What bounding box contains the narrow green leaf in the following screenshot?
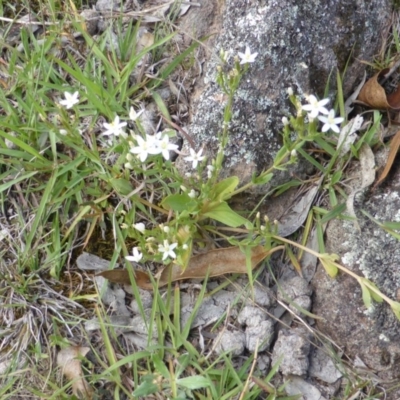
[152,354,169,380]
[297,148,325,172]
[320,203,346,224]
[252,172,273,186]
[152,91,171,120]
[176,376,210,390]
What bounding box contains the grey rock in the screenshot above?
[130,313,158,338]
[130,289,153,313]
[76,252,111,271]
[94,276,130,316]
[123,332,156,349]
[84,315,131,332]
[285,377,326,400]
[237,305,267,327]
[179,0,391,191]
[213,289,237,308]
[181,295,223,328]
[96,0,124,12]
[272,327,311,376]
[278,276,312,316]
[257,354,271,373]
[309,347,343,384]
[312,164,400,390]
[244,319,274,352]
[244,285,276,308]
[214,330,246,356]
[103,29,120,56]
[80,9,100,36]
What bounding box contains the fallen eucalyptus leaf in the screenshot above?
[57,346,93,399]
[357,68,400,110]
[98,245,283,290]
[373,130,400,189]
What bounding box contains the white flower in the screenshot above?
[238,46,258,64]
[133,223,145,233]
[0,228,9,241]
[60,129,68,136]
[125,247,143,263]
[185,148,205,168]
[158,135,179,160]
[130,135,158,162]
[158,240,178,261]
[188,189,196,198]
[302,95,329,119]
[318,109,344,133]
[59,91,79,109]
[102,116,127,137]
[182,244,188,250]
[282,116,289,126]
[129,106,144,121]
[290,149,297,158]
[162,226,170,233]
[206,164,214,179]
[287,87,294,96]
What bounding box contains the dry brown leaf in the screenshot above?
[357,69,390,109]
[57,346,93,399]
[358,68,400,110]
[373,130,400,189]
[98,245,283,290]
[277,178,322,237]
[346,143,375,230]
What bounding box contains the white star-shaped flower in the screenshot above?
[184,148,205,168]
[318,109,344,133]
[102,116,128,137]
[129,106,144,121]
[302,95,330,119]
[158,135,179,160]
[59,91,79,109]
[125,247,143,263]
[238,46,258,64]
[130,135,153,162]
[158,240,178,261]
[133,223,145,233]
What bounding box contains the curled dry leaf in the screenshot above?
[98,245,283,290]
[57,346,93,399]
[346,143,375,230]
[357,68,400,109]
[277,178,322,237]
[373,130,400,189]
